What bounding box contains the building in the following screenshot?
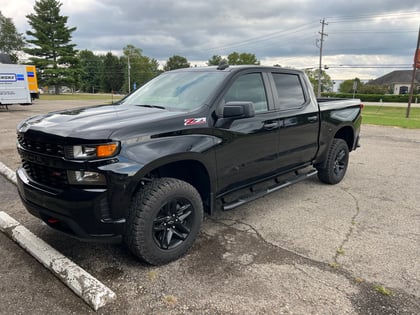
[369,70,420,95]
[0,53,12,64]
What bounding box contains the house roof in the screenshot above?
[0,53,12,64]
[369,70,420,85]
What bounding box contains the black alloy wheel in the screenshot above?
[333,148,348,178]
[152,197,194,250]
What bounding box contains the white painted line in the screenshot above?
[0,161,16,184]
[0,163,117,311]
[0,212,116,311]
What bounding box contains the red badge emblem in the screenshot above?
[184,117,206,126]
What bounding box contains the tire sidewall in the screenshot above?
[126,178,203,265]
[328,139,349,184]
[143,186,202,258]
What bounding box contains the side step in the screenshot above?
[222,169,318,211]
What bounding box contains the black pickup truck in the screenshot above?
[16,65,362,265]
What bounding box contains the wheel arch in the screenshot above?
[334,126,355,152]
[134,158,213,214]
[314,124,355,169]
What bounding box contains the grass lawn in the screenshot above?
[39,93,124,101]
[362,106,420,129]
[34,97,420,129]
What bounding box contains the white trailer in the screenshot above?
[0,64,32,109]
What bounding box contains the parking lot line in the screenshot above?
[0,162,116,311]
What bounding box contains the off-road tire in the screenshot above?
[317,138,349,185]
[124,177,203,265]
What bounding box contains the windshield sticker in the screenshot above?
[184,117,206,126]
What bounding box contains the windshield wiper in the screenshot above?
[136,105,166,110]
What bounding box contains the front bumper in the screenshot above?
[16,167,124,243]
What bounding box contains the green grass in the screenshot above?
[39,93,124,101]
[35,98,420,129]
[362,106,420,129]
[374,284,392,296]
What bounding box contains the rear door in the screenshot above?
[269,70,319,169]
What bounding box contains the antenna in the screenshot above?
[217,61,229,70]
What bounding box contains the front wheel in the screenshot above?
[124,178,203,265]
[316,139,349,185]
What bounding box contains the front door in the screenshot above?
[214,72,282,194]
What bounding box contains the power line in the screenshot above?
[327,11,420,22]
[199,21,319,53]
[328,29,418,34]
[199,11,420,55]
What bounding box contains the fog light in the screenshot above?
[67,170,106,185]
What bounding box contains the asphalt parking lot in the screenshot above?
[0,100,419,314]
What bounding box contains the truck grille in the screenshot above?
[17,134,65,158]
[22,160,68,189]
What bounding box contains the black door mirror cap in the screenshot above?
[222,101,255,119]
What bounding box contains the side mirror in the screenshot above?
[222,101,255,119]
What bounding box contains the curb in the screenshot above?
[0,161,16,184]
[0,162,116,311]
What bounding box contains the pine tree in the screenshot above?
[25,0,79,94]
[0,11,25,63]
[102,52,124,93]
[78,50,103,93]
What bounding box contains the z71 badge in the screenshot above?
[184,117,206,126]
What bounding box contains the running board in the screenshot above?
[222,169,318,211]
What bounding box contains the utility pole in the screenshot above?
[406,25,420,118]
[127,54,131,94]
[317,18,328,97]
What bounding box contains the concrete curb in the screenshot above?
[0,161,16,184]
[0,162,116,311]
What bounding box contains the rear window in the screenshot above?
[272,73,306,110]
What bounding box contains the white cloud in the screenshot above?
[1,0,419,80]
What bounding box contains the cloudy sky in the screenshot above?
[2,0,420,81]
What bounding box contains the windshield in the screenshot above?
[120,71,228,111]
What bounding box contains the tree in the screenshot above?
[77,50,103,93]
[25,0,79,94]
[357,84,389,94]
[339,78,362,93]
[207,55,227,66]
[102,52,124,93]
[164,55,190,71]
[227,52,260,65]
[123,44,160,92]
[305,69,333,94]
[0,11,25,63]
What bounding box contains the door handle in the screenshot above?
[308,116,318,123]
[263,122,278,130]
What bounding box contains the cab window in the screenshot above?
[224,73,268,113]
[272,73,306,110]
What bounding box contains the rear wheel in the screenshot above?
[124,177,203,265]
[317,139,349,184]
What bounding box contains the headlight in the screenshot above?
[67,142,119,160]
[67,170,106,185]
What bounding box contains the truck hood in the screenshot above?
[17,104,184,140]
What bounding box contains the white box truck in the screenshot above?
[0,64,32,109]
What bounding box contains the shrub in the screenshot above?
[321,92,420,103]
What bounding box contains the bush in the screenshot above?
[321,92,420,103]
